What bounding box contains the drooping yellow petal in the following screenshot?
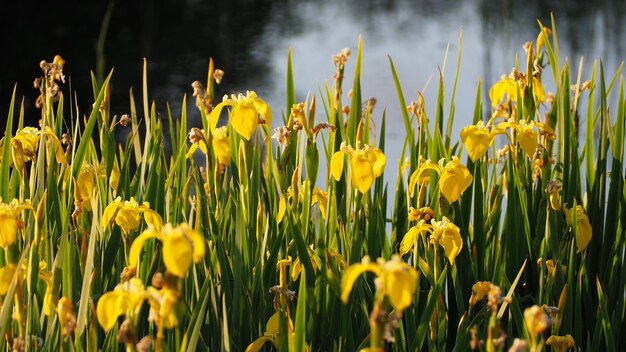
[212,126,231,165]
[185,142,199,159]
[277,196,287,224]
[42,128,67,164]
[0,199,31,249]
[76,165,95,211]
[489,77,518,107]
[575,213,592,253]
[330,150,346,181]
[564,205,592,252]
[532,77,546,103]
[209,100,234,133]
[367,147,386,177]
[11,139,25,171]
[382,258,419,312]
[311,187,328,219]
[188,226,206,263]
[96,291,127,332]
[231,102,259,141]
[546,334,575,352]
[102,197,122,229]
[439,157,473,203]
[266,311,281,335]
[0,211,18,249]
[340,259,382,303]
[162,232,194,277]
[408,161,441,198]
[44,286,54,316]
[251,97,272,125]
[460,123,496,162]
[128,228,160,270]
[350,151,375,194]
[516,121,538,159]
[109,163,120,192]
[141,208,163,231]
[0,264,17,295]
[536,27,552,53]
[399,224,423,256]
[469,281,493,306]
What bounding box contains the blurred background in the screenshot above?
[1,0,625,161]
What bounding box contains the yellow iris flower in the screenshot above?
[430,217,464,265]
[331,143,386,194]
[563,205,592,252]
[97,277,182,332]
[408,156,472,203]
[5,126,67,171]
[515,120,539,159]
[341,255,418,312]
[101,197,163,235]
[459,121,506,162]
[399,216,463,264]
[210,91,272,141]
[128,224,205,277]
[0,198,33,249]
[546,334,575,352]
[97,278,143,331]
[469,281,493,307]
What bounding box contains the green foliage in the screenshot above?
[0,16,624,352]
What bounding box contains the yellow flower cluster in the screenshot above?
[460,118,554,162]
[1,126,67,171]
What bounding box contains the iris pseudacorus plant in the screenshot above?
[331,142,386,194]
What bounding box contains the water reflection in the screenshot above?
[1,0,624,159]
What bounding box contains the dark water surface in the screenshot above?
[1,0,625,165]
